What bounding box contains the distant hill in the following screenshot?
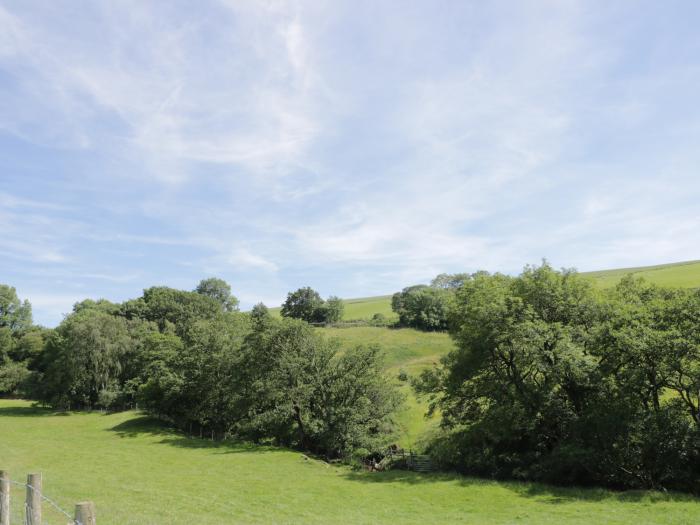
[583,259,700,288]
[268,260,700,321]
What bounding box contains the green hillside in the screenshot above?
[268,260,700,323]
[269,294,396,321]
[1,399,696,525]
[319,327,454,448]
[583,260,700,288]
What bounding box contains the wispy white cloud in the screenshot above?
[2,0,700,324]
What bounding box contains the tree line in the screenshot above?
[0,279,401,460]
[415,264,700,493]
[2,266,699,492]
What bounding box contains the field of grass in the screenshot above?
[583,260,700,288]
[1,400,697,525]
[269,295,396,321]
[267,260,700,325]
[319,327,454,448]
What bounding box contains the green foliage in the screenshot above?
[281,287,324,321]
[320,295,344,323]
[39,309,135,409]
[281,287,345,324]
[391,285,451,331]
[430,272,471,290]
[250,302,271,329]
[416,263,700,492]
[0,284,32,331]
[232,318,403,457]
[0,360,30,395]
[195,277,239,312]
[139,286,223,333]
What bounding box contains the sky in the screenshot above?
[1,1,700,326]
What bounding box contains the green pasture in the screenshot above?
[268,260,700,324]
[583,260,700,289]
[318,326,454,448]
[269,294,396,321]
[1,400,697,525]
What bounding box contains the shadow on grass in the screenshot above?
[341,469,699,504]
[0,404,70,417]
[108,416,279,455]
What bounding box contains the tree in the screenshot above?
[140,286,223,333]
[414,263,700,491]
[0,285,32,332]
[430,273,471,290]
[391,285,450,330]
[40,309,134,409]
[281,287,324,322]
[195,278,239,312]
[316,296,344,324]
[234,318,402,457]
[250,302,271,330]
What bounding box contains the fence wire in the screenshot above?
[5,479,78,525]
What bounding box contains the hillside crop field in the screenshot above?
[1,400,698,525]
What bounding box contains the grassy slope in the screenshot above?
[319,327,454,448]
[1,400,697,525]
[269,260,700,322]
[270,295,396,321]
[582,260,700,288]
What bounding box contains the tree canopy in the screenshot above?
[281,287,344,324]
[415,263,700,492]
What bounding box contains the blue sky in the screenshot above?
[1,1,700,326]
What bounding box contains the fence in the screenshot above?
[0,471,95,525]
[384,449,434,473]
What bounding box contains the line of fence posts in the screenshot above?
[0,470,96,525]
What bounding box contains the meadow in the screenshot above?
[582,260,700,288]
[1,399,698,525]
[3,260,700,523]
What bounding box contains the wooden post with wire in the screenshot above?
[0,470,9,525]
[26,472,42,525]
[74,501,96,525]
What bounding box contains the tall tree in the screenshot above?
[281,287,324,322]
[0,285,32,332]
[195,278,239,312]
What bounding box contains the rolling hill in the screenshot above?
[269,260,700,322]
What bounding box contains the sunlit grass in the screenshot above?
[1,400,697,525]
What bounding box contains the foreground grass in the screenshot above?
[0,400,697,525]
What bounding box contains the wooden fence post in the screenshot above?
[0,471,9,525]
[74,501,96,525]
[26,472,42,525]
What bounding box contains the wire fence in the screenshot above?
[0,472,94,525]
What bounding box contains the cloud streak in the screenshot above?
[1,0,700,325]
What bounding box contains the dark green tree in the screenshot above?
[40,309,134,409]
[391,285,451,330]
[281,287,324,322]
